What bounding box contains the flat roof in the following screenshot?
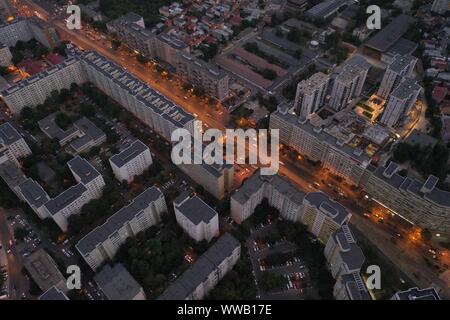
[39,286,69,300]
[365,14,416,53]
[44,183,87,216]
[24,249,66,293]
[94,264,143,300]
[305,192,351,225]
[0,122,22,146]
[158,233,240,300]
[76,187,164,255]
[68,156,101,185]
[174,193,218,225]
[109,140,148,168]
[394,287,440,300]
[18,178,50,209]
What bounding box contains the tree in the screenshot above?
[14,227,28,242]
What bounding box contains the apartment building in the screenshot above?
[0,17,33,47]
[294,72,330,119]
[0,159,26,196]
[0,42,12,66]
[360,162,450,233]
[330,63,368,111]
[177,161,234,200]
[94,264,146,300]
[1,57,86,114]
[155,32,189,68]
[76,187,167,271]
[230,170,306,224]
[380,78,421,128]
[391,287,441,300]
[270,105,371,186]
[176,52,229,101]
[158,233,241,300]
[324,225,365,278]
[300,192,352,243]
[0,122,32,160]
[17,178,50,219]
[377,54,417,99]
[109,140,153,183]
[431,0,449,15]
[0,16,59,48]
[43,156,105,231]
[80,50,196,141]
[174,192,219,242]
[333,271,371,300]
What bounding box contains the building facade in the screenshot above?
[377,54,417,99]
[294,72,330,119]
[109,140,153,183]
[174,193,219,242]
[330,64,367,111]
[76,187,167,270]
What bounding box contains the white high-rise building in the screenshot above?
[330,64,367,111]
[174,193,219,242]
[76,186,167,271]
[109,140,153,183]
[380,78,421,128]
[377,54,417,99]
[294,72,330,119]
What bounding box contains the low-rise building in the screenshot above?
[109,140,153,183]
[94,264,146,300]
[76,187,167,271]
[158,233,241,300]
[23,249,66,294]
[174,193,219,242]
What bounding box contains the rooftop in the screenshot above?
[0,122,22,146]
[68,156,101,185]
[158,233,240,300]
[39,286,69,300]
[394,287,441,300]
[23,249,66,292]
[109,140,149,168]
[76,187,164,255]
[305,192,351,225]
[18,178,50,209]
[94,264,144,300]
[174,193,218,225]
[365,14,416,53]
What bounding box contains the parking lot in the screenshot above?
[246,221,315,300]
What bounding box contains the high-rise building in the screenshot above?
[230,170,306,224]
[294,72,330,119]
[158,233,241,300]
[176,52,230,101]
[360,162,450,234]
[76,186,167,270]
[324,225,365,278]
[299,192,352,243]
[0,17,60,48]
[109,140,153,183]
[377,54,417,99]
[270,105,371,186]
[173,192,219,242]
[330,63,368,111]
[380,78,421,127]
